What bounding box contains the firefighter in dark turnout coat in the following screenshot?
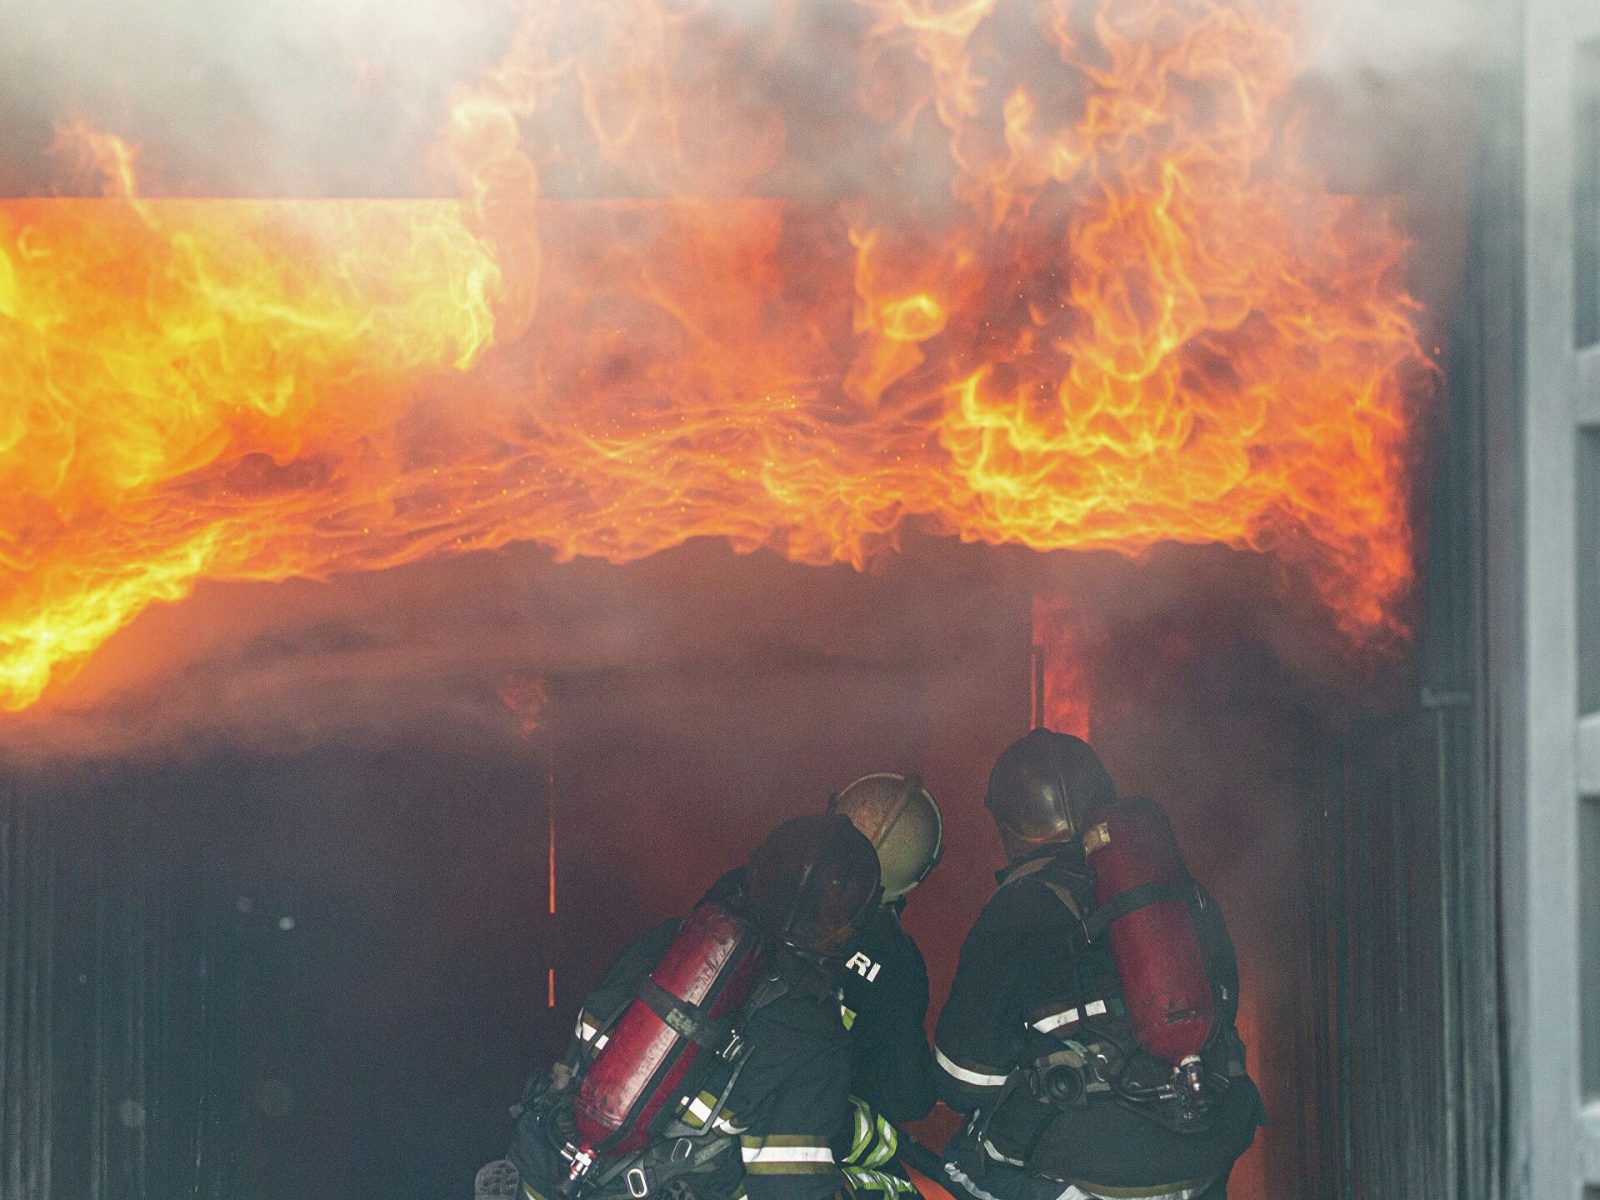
[934,731,1261,1200]
[705,775,943,1200]
[506,814,882,1200]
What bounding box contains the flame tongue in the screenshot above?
[0,197,498,710]
[0,0,1429,713]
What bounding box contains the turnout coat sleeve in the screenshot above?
[729,988,856,1200]
[933,880,1065,1113]
[834,906,936,1124]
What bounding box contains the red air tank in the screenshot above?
[572,901,768,1158]
[1084,797,1214,1068]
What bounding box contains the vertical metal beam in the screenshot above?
[1499,0,1589,1195]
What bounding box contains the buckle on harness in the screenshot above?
[720,1030,745,1061]
[562,1145,594,1183]
[671,1139,694,1162]
[626,1168,649,1198]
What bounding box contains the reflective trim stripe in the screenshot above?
[944,1161,1007,1200]
[680,1091,740,1134]
[843,1167,920,1196]
[1030,1007,1080,1034]
[1068,1179,1214,1200]
[576,1012,610,1052]
[980,1138,1027,1167]
[863,1116,897,1167]
[742,1146,835,1163]
[740,1135,835,1174]
[681,1094,742,1132]
[848,1099,872,1159]
[935,1047,1009,1088]
[843,1098,899,1169]
[740,1139,836,1176]
[1084,1000,1109,1018]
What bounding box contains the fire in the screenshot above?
[0,0,1429,713]
[1032,596,1093,739]
[500,676,551,739]
[0,195,498,709]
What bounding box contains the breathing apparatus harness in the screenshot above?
[968,847,1243,1171]
[517,936,834,1200]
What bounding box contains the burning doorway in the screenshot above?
[0,0,1506,1196]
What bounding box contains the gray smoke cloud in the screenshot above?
[0,0,518,195]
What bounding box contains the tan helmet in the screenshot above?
[985,728,1115,862]
[830,773,943,902]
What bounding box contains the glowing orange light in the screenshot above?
[0,0,1429,713]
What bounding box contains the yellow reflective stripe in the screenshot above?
[847,1097,873,1160]
[679,1091,740,1133]
[745,1162,835,1176]
[862,1116,898,1167]
[842,1168,919,1196]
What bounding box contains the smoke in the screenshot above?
[0,535,1023,759]
[0,0,520,196]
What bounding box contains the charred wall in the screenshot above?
[0,746,559,1200]
[1293,25,1513,1193]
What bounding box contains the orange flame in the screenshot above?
[0,0,1430,713]
[1031,596,1092,739]
[499,676,551,739]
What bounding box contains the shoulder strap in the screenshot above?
[998,855,1085,923]
[1081,880,1190,941]
[745,972,791,1013]
[634,978,737,1053]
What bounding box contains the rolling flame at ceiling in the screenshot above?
[0,0,1430,715]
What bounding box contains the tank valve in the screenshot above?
[1178,1055,1204,1096]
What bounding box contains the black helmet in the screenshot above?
[985,728,1115,861]
[746,813,882,955]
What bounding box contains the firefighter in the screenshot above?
[933,730,1262,1200]
[700,776,943,1199]
[825,774,943,1199]
[504,813,882,1200]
